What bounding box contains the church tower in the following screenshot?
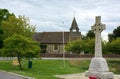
[69,17,81,41]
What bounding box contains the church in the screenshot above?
[33,17,81,54]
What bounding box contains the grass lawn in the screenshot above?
[0,59,90,79]
[0,59,120,79]
[107,59,120,74]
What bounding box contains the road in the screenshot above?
[0,71,23,79]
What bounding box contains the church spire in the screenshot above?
[70,17,79,32]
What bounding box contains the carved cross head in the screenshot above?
[92,16,105,32]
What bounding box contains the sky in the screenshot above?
[0,0,120,40]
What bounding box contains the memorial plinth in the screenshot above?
[85,16,113,79]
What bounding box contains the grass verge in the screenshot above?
[0,59,89,79]
[0,59,119,79]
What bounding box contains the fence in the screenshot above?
[41,53,120,58]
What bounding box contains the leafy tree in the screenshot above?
[1,34,40,70]
[0,9,13,49]
[84,38,95,54]
[106,38,120,54]
[65,38,95,54]
[84,38,107,54]
[108,26,120,42]
[65,39,86,54]
[113,26,120,37]
[86,30,95,39]
[1,15,35,39]
[108,34,115,42]
[0,9,14,22]
[102,40,109,54]
[0,28,3,49]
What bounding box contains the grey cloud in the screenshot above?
[1,0,120,40]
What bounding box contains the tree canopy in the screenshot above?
[65,38,95,54]
[0,9,13,49]
[84,38,95,54]
[0,9,40,69]
[86,30,95,39]
[1,34,40,69]
[0,9,13,23]
[65,39,85,54]
[1,15,35,39]
[106,38,120,54]
[108,26,120,42]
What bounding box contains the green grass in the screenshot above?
[0,59,89,79]
[107,59,120,74]
[0,59,119,79]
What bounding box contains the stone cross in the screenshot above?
[85,16,113,79]
[91,16,105,57]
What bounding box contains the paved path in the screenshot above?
[41,57,91,60]
[0,57,17,60]
[0,71,34,79]
[55,73,120,79]
[0,71,23,79]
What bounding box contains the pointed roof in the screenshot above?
[70,17,79,32]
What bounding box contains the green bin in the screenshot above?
[28,60,32,69]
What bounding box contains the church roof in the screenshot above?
[70,17,79,31]
[33,17,81,44]
[33,32,70,44]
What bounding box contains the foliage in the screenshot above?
[108,59,120,74]
[86,30,95,39]
[84,38,95,54]
[74,30,95,54]
[108,33,115,42]
[0,32,3,49]
[113,26,120,38]
[0,9,13,49]
[1,15,35,39]
[1,34,40,69]
[108,26,120,42]
[65,39,95,54]
[65,39,86,54]
[102,40,109,54]
[81,30,95,40]
[106,38,120,54]
[0,9,13,22]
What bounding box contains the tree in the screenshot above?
[0,28,3,49]
[108,33,115,42]
[86,30,95,39]
[106,38,120,54]
[113,26,120,37]
[65,38,95,54]
[1,34,40,70]
[65,39,86,54]
[0,9,13,49]
[108,26,120,42]
[1,15,35,39]
[84,38,95,54]
[0,9,13,22]
[102,40,108,54]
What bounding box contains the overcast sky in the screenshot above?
[0,0,120,40]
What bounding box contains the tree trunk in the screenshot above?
[17,53,22,70]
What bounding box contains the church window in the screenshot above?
[53,44,58,51]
